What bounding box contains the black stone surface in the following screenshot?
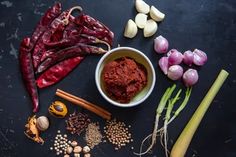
[0,0,235,157]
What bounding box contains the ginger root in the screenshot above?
[24,115,44,144]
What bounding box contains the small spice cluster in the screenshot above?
[104,119,133,150]
[65,112,91,135]
[50,130,92,157]
[65,142,91,157]
[50,130,69,155]
[85,122,103,149]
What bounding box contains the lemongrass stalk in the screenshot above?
[170,69,229,157]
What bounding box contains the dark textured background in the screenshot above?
[0,0,235,157]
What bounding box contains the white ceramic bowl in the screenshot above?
[95,47,156,107]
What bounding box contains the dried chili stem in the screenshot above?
[62,6,83,25]
[95,38,111,51]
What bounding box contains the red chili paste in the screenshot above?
[102,57,147,103]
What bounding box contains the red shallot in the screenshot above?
[167,65,183,80]
[167,49,183,65]
[158,56,169,75]
[183,69,199,87]
[193,49,207,66]
[154,35,169,54]
[183,50,194,66]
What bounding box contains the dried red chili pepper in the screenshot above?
[74,14,114,45]
[80,26,112,44]
[20,4,115,113]
[19,38,39,112]
[32,11,69,69]
[37,44,107,73]
[31,2,62,46]
[36,56,84,88]
[42,34,106,50]
[41,6,83,45]
[39,34,110,63]
[63,22,82,38]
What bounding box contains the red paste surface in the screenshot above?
[102,57,147,103]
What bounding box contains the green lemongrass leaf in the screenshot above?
[156,87,170,112]
[174,87,192,117]
[166,89,182,121]
[156,84,176,114]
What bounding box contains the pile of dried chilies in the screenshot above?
[19,2,114,112]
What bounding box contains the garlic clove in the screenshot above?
[143,19,158,37]
[124,19,138,38]
[135,0,150,14]
[135,13,148,29]
[150,6,165,22]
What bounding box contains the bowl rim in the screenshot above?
[95,46,156,107]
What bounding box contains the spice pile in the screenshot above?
[51,130,92,157]
[19,2,114,112]
[85,122,103,149]
[104,119,133,150]
[51,130,69,155]
[66,112,91,135]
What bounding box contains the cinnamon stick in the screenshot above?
[56,89,111,120]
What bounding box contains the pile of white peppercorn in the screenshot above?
[104,119,133,150]
[50,130,91,157]
[50,130,69,155]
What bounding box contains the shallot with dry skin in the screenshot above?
[167,49,183,65]
[159,56,169,75]
[154,35,169,54]
[193,49,207,66]
[183,50,194,66]
[183,69,199,87]
[167,65,183,80]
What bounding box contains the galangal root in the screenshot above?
[24,115,44,144]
